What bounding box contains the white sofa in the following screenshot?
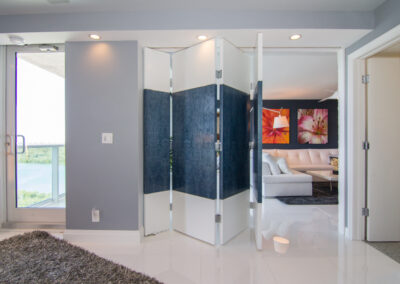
[262,149,338,197]
[262,170,312,197]
[262,149,338,172]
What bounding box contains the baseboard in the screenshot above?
[63,229,141,245]
[2,222,65,230]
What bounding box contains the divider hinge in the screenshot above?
[215,214,221,223]
[215,141,222,152]
[363,141,370,150]
[249,202,256,209]
[170,203,173,211]
[362,75,370,84]
[362,208,369,217]
[216,70,222,79]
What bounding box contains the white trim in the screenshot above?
[0,46,7,226]
[63,229,141,245]
[346,24,400,240]
[337,48,346,235]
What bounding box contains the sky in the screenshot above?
[16,54,65,146]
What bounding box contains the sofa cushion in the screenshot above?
[276,157,292,174]
[262,153,281,175]
[291,165,333,172]
[262,162,272,175]
[263,170,312,184]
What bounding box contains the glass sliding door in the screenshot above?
[6,45,66,223]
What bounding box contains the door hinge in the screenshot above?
[215,214,221,223]
[362,75,370,84]
[170,203,173,211]
[216,70,222,79]
[249,202,256,209]
[363,141,370,150]
[362,207,369,217]
[215,141,222,152]
[170,78,173,89]
[249,141,255,150]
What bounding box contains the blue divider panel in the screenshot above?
[253,82,263,203]
[144,89,171,194]
[220,85,250,199]
[173,85,217,199]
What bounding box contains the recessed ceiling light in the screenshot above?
[197,35,207,41]
[89,34,101,40]
[290,34,302,40]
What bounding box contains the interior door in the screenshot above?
[6,45,65,223]
[366,56,400,241]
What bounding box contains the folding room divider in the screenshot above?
[144,36,263,247]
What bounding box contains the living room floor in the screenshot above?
[1,203,399,284]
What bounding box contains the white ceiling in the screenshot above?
[263,51,338,100]
[0,0,386,15]
[0,29,370,49]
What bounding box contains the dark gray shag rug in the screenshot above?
[367,241,400,264]
[0,231,162,284]
[276,183,338,205]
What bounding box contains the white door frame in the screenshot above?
[5,45,65,224]
[346,24,400,240]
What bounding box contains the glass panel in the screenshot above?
[16,52,65,208]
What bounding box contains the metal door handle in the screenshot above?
[17,135,26,154]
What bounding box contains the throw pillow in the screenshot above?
[262,153,281,175]
[276,157,293,174]
[262,162,272,175]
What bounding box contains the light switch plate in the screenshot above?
[102,133,113,144]
[92,208,100,222]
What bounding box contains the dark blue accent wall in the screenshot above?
[220,85,250,199]
[143,89,171,194]
[253,82,263,203]
[262,99,338,149]
[172,85,217,199]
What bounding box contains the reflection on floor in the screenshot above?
[1,201,400,284]
[367,242,400,264]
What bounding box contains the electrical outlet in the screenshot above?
[91,208,100,222]
[102,133,113,144]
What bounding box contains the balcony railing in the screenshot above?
[17,144,65,208]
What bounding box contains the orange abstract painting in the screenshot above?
[262,108,290,144]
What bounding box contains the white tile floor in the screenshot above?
[1,200,400,284]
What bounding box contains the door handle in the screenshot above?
[17,135,26,154]
[6,134,14,155]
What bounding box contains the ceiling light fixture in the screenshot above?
[290,34,302,40]
[8,35,25,46]
[39,44,59,52]
[197,35,207,41]
[89,34,101,40]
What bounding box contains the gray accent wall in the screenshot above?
[346,0,400,54]
[66,41,140,230]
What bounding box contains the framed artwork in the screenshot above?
[262,108,290,144]
[297,109,328,144]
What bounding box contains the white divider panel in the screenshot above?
[172,39,216,92]
[144,47,170,92]
[173,191,216,244]
[219,38,251,244]
[255,32,263,250]
[221,39,251,94]
[220,190,250,244]
[143,48,171,236]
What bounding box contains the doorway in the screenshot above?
[5,45,65,224]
